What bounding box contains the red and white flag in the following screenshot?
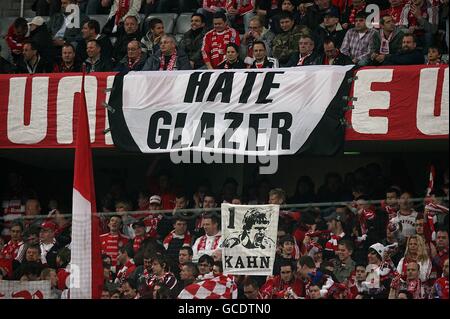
[178,275,237,299]
[426,165,436,197]
[70,74,103,299]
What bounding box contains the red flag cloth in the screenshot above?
[178,274,237,299]
[70,74,103,299]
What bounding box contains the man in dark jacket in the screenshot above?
[77,19,113,62]
[16,41,52,74]
[302,0,340,31]
[370,14,405,66]
[84,39,113,73]
[114,40,147,73]
[179,13,207,69]
[321,38,353,65]
[286,35,322,67]
[112,15,142,64]
[142,35,191,71]
[48,0,89,47]
[382,34,425,65]
[28,16,56,65]
[314,9,346,54]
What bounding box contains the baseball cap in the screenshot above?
[40,220,57,231]
[323,8,339,19]
[368,243,385,259]
[28,16,45,27]
[149,195,161,205]
[132,219,145,229]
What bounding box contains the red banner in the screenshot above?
[0,72,116,148]
[346,65,449,141]
[0,66,448,149]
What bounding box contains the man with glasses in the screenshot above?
[115,39,146,72]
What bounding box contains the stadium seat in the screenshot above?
[174,13,192,36]
[23,9,35,18]
[142,13,178,35]
[88,15,109,32]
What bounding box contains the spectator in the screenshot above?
[226,0,256,33]
[104,0,142,34]
[321,37,353,65]
[383,0,407,26]
[112,15,142,63]
[272,11,311,67]
[53,43,82,72]
[384,186,401,220]
[286,35,322,66]
[5,18,29,64]
[84,39,113,72]
[261,261,304,299]
[162,217,192,263]
[0,221,24,260]
[241,15,276,64]
[28,17,56,64]
[176,246,194,280]
[333,240,356,283]
[390,191,419,240]
[39,220,66,269]
[77,19,114,62]
[431,229,449,278]
[197,0,228,27]
[114,245,136,285]
[302,0,340,31]
[400,0,438,53]
[41,267,61,299]
[16,41,52,74]
[141,18,165,55]
[179,262,198,289]
[146,254,178,295]
[370,14,405,65]
[432,257,449,299]
[249,40,279,68]
[202,11,241,69]
[340,11,377,66]
[156,0,199,13]
[48,0,89,48]
[212,260,223,276]
[273,234,297,275]
[342,0,367,30]
[192,213,222,262]
[390,261,423,299]
[314,8,346,54]
[143,195,163,239]
[426,45,444,65]
[323,210,348,259]
[179,13,208,70]
[100,215,129,271]
[197,254,214,277]
[217,43,246,69]
[142,35,191,70]
[114,39,147,72]
[397,235,432,283]
[121,279,139,299]
[243,277,264,299]
[15,227,41,263]
[365,243,396,298]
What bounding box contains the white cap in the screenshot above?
[28,16,45,26]
[149,195,162,205]
[369,243,385,259]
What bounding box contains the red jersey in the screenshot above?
[115,259,137,285]
[0,240,23,260]
[434,277,449,299]
[5,24,28,53]
[100,232,129,266]
[202,0,227,12]
[143,214,163,238]
[226,0,254,15]
[260,275,304,299]
[202,26,240,68]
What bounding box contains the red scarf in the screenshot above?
[159,50,177,71]
[163,230,192,250]
[349,4,365,25]
[297,53,311,66]
[115,0,131,26]
[128,57,140,70]
[133,234,147,252]
[197,234,221,252]
[407,278,422,299]
[380,30,394,54]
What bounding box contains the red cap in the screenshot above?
[40,220,57,231]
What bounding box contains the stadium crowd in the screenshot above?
[0,0,449,74]
[0,162,448,299]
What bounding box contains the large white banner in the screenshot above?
[111,66,353,156]
[221,204,279,275]
[0,280,51,299]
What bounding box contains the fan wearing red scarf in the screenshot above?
[260,261,304,299]
[163,217,192,262]
[142,35,192,71]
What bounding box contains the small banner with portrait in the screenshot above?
[221,204,279,276]
[0,280,51,299]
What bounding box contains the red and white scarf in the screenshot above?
[425,203,449,241]
[159,50,178,71]
[163,231,192,250]
[115,0,131,26]
[379,30,394,54]
[348,4,365,25]
[197,234,221,252]
[297,53,311,66]
[133,234,147,252]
